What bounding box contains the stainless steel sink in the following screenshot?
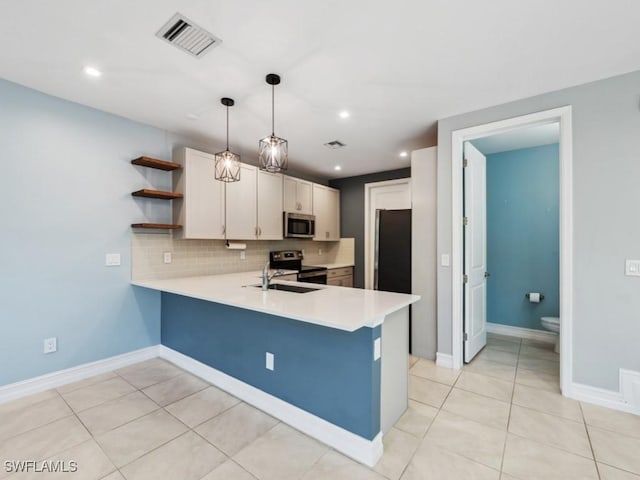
[253,283,320,293]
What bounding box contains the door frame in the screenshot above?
[450,106,573,395]
[364,178,411,289]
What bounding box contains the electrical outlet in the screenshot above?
[318,248,323,255]
[265,352,274,371]
[240,251,246,260]
[163,252,172,264]
[105,253,121,266]
[43,337,57,354]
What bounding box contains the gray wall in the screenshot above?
[437,70,640,391]
[330,168,411,288]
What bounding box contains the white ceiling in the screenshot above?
[471,123,560,155]
[2,1,640,179]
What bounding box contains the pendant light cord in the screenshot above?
[226,104,230,150]
[271,83,275,136]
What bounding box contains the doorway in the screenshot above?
[450,106,573,394]
[364,179,411,290]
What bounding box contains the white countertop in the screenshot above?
[133,271,419,332]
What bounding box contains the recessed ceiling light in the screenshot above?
[399,151,408,157]
[338,110,350,119]
[83,66,102,78]
[334,165,342,171]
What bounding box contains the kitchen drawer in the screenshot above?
[275,273,298,282]
[327,267,353,278]
[327,275,353,288]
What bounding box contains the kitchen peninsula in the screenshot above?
[133,272,419,466]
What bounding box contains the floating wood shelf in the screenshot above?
[131,223,182,230]
[132,189,183,200]
[131,156,181,171]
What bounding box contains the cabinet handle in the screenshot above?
[326,231,329,239]
[255,226,258,237]
[222,225,226,235]
[258,226,262,236]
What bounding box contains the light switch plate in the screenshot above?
[625,259,640,277]
[441,254,450,267]
[240,251,246,260]
[163,252,172,264]
[373,338,381,361]
[105,253,121,266]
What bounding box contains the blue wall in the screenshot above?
[161,293,381,440]
[486,144,559,330]
[0,80,182,385]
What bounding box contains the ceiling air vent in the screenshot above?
[324,140,347,149]
[156,13,221,58]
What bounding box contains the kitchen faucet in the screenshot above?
[262,262,283,291]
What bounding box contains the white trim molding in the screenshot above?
[158,346,384,467]
[486,322,556,343]
[568,381,638,415]
[435,352,455,369]
[0,346,159,405]
[450,106,573,396]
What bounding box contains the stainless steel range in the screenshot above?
[269,250,328,284]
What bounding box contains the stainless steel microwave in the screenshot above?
[284,212,315,238]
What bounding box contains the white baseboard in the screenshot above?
[158,345,383,467]
[0,346,160,405]
[436,352,455,369]
[487,322,556,343]
[567,381,638,415]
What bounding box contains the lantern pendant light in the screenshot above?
[214,97,241,182]
[259,73,288,173]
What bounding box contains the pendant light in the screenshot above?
[214,97,241,182]
[259,73,288,172]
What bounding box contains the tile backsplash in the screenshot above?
[131,233,354,281]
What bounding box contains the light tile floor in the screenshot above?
[0,335,638,479]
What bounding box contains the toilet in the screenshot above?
[541,316,560,353]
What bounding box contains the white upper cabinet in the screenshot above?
[313,184,340,241]
[256,170,283,240]
[226,163,258,240]
[172,148,225,239]
[284,176,313,215]
[173,148,339,242]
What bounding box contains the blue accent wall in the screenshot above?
[161,293,381,440]
[0,80,180,385]
[486,144,559,330]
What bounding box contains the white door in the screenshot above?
[463,142,487,362]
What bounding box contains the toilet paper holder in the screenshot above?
[525,293,545,301]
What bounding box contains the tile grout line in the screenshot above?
[498,339,520,476]
[579,401,602,480]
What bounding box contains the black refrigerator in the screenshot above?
[374,209,412,349]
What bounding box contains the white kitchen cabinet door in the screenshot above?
[283,176,313,215]
[313,184,340,241]
[172,148,225,239]
[225,164,258,240]
[257,170,283,240]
